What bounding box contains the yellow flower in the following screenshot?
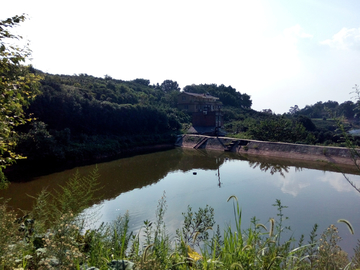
[187,245,202,261]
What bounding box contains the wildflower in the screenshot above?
[24,255,33,260]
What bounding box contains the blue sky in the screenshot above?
[2,0,360,113]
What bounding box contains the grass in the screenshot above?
[1,170,360,269]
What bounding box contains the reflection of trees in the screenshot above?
[177,149,226,172]
[248,161,290,177]
[0,148,186,211]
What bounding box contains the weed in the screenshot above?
[110,211,132,259]
[176,204,215,248]
[53,166,102,218]
[352,239,360,268]
[0,201,24,269]
[314,224,349,269]
[219,196,309,270]
[40,212,84,268]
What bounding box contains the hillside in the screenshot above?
[14,72,189,168]
[10,71,360,174]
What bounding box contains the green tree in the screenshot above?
[132,78,150,86]
[337,100,355,119]
[261,109,273,114]
[249,117,313,143]
[240,93,252,109]
[289,105,299,115]
[297,115,316,131]
[160,79,180,92]
[0,15,41,187]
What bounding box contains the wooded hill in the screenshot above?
[14,71,255,169]
[12,70,360,172]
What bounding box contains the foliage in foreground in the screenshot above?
[0,15,42,188]
[0,169,359,269]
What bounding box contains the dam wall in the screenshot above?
[175,134,358,166]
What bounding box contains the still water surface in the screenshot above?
[2,148,360,256]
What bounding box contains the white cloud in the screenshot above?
[318,173,360,193]
[271,169,311,197]
[283,24,313,39]
[321,27,360,50]
[248,24,314,111]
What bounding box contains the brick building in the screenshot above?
[177,92,224,135]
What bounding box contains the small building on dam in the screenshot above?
[177,91,224,135]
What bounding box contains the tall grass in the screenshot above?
[1,168,360,269]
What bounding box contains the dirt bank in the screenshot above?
[176,134,358,166]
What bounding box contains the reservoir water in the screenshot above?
[2,148,360,256]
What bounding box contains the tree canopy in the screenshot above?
[290,100,358,119]
[0,15,41,187]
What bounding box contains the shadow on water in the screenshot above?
[4,145,177,183]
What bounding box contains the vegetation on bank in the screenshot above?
[1,168,359,269]
[0,15,42,187]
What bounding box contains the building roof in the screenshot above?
[180,92,219,100]
[187,125,226,135]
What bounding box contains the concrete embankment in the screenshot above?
[175,134,358,166]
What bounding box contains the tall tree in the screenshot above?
[261,109,273,114]
[0,15,41,187]
[289,105,299,115]
[161,80,180,92]
[337,101,356,119]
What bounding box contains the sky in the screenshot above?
[2,0,360,113]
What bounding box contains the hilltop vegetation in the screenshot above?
[13,73,187,168]
[224,99,360,147]
[11,71,261,170]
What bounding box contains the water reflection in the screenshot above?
[319,172,360,193]
[2,148,360,257]
[249,161,290,177]
[1,148,360,212]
